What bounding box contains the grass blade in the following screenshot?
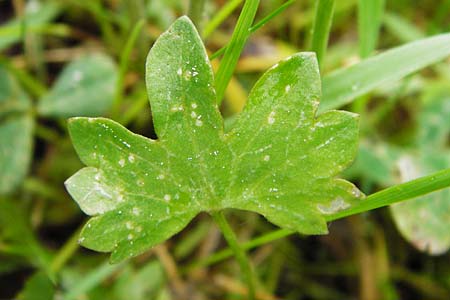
[210,0,294,60]
[310,0,335,69]
[320,33,450,113]
[203,0,243,39]
[358,0,385,58]
[214,0,260,104]
[188,168,450,269]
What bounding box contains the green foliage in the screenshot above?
[390,86,450,254]
[0,198,51,274]
[320,33,450,112]
[310,0,335,68]
[38,54,118,118]
[0,67,33,195]
[358,0,385,57]
[17,271,54,300]
[65,17,364,262]
[349,83,450,254]
[0,2,61,51]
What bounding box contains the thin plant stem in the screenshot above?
[209,0,295,60]
[112,19,145,119]
[214,0,260,105]
[203,0,243,39]
[50,227,81,275]
[211,211,256,300]
[310,0,335,70]
[249,0,296,33]
[189,0,207,32]
[358,0,385,58]
[189,168,450,270]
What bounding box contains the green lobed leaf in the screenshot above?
[66,16,364,262]
[0,67,34,195]
[38,54,118,118]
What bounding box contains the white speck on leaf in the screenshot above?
[118,159,125,167]
[157,174,165,180]
[132,207,140,216]
[171,105,184,112]
[191,111,197,118]
[268,111,276,125]
[195,119,203,127]
[126,221,134,229]
[177,67,182,75]
[317,197,350,214]
[352,187,361,198]
[285,85,291,93]
[263,155,270,161]
[73,70,83,82]
[128,154,135,163]
[164,194,171,201]
[191,103,197,109]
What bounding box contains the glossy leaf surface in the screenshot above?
[66,17,364,262]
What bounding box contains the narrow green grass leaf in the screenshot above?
[310,0,335,69]
[383,12,424,43]
[66,17,363,262]
[210,0,295,60]
[112,20,145,118]
[63,261,123,300]
[358,0,385,58]
[248,0,296,33]
[215,0,260,104]
[188,0,207,31]
[190,168,450,268]
[320,33,450,113]
[202,0,243,39]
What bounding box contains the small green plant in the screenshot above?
[2,1,450,299]
[66,16,363,262]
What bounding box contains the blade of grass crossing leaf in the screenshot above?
[203,0,243,39]
[249,0,296,33]
[215,0,260,104]
[112,19,145,118]
[319,33,450,113]
[358,0,385,58]
[310,0,335,69]
[210,0,295,60]
[189,168,450,269]
[329,168,450,221]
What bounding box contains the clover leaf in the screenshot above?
[65,16,364,262]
